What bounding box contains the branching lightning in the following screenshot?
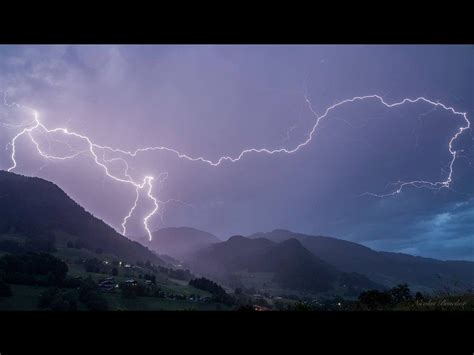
[3,92,471,240]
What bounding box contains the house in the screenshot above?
[125,279,138,286]
[98,277,118,292]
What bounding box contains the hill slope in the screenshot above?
[142,227,220,260]
[249,229,474,292]
[0,171,163,265]
[186,235,382,295]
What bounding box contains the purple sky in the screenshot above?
[1,45,473,260]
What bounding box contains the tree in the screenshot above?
[189,277,235,306]
[415,292,425,302]
[78,277,108,311]
[0,253,68,286]
[63,276,83,288]
[39,287,60,309]
[78,277,97,301]
[390,284,412,304]
[84,258,102,273]
[358,290,392,310]
[85,293,108,311]
[38,287,78,311]
[62,290,79,311]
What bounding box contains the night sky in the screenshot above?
[1,45,472,260]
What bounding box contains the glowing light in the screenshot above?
[3,91,470,240]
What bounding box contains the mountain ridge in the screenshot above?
[0,170,163,265]
[186,235,383,295]
[141,226,221,260]
[248,229,474,292]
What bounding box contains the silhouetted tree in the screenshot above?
[390,284,412,304]
[415,292,425,301]
[189,277,235,305]
[358,290,392,310]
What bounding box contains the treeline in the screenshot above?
[157,266,194,281]
[0,252,67,286]
[356,284,415,310]
[0,233,56,254]
[0,252,109,311]
[189,277,235,305]
[38,277,109,311]
[283,284,474,311]
[135,260,195,281]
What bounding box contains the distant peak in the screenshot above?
[227,235,247,242]
[272,229,293,233]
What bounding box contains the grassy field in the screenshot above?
[0,285,48,310]
[0,285,228,311]
[0,233,231,310]
[104,293,230,311]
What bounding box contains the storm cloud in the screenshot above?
[1,45,472,260]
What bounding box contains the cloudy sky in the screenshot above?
[1,45,472,260]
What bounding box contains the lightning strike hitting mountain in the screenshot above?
[3,92,470,240]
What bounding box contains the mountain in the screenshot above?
[186,235,382,295]
[0,171,163,265]
[142,227,221,260]
[249,229,474,292]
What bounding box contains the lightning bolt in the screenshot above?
[4,100,162,240]
[3,92,471,240]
